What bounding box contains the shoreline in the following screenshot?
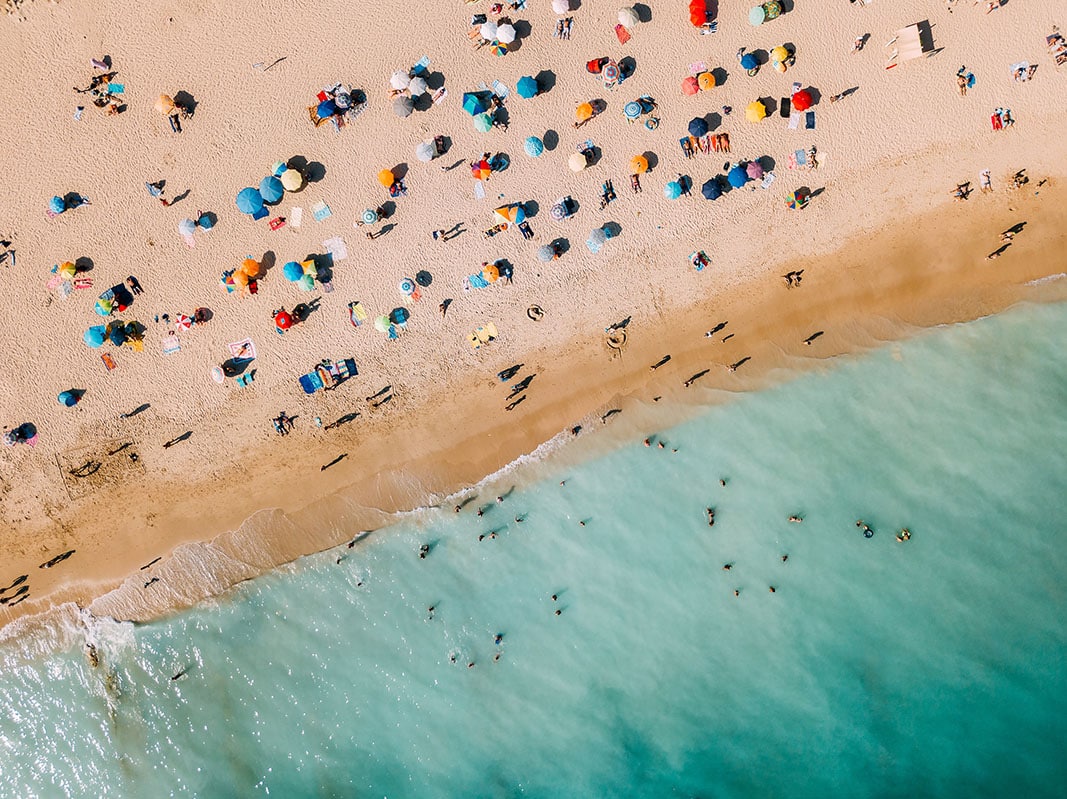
[4,175,1065,641]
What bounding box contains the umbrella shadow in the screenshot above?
[552,237,570,255]
[758,154,776,171]
[259,251,277,276]
[619,56,637,80]
[603,221,622,239]
[634,3,652,21]
[760,96,778,116]
[415,270,433,287]
[391,163,409,181]
[379,201,397,219]
[677,175,693,195]
[413,93,434,112]
[711,67,729,88]
[200,211,219,228]
[535,70,557,94]
[74,256,94,272]
[174,90,197,116]
[643,151,658,172]
[293,297,322,322]
[511,19,532,48]
[288,156,327,183]
[543,129,560,151]
[438,136,453,156]
[585,146,603,166]
[806,87,822,106]
[523,200,539,219]
[752,48,770,66]
[63,192,89,209]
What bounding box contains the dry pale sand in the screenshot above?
[1,0,1066,632]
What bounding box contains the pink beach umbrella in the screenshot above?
[681,76,700,96]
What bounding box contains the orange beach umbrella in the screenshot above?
[377,169,395,188]
[629,155,649,174]
[576,102,594,123]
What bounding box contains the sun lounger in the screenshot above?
[473,181,486,200]
[290,207,303,228]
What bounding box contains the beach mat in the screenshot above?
[228,338,256,360]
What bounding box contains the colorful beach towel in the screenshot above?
[468,273,490,289]
[162,334,181,355]
[348,301,367,327]
[228,338,256,360]
[311,201,332,222]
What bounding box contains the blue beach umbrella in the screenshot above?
[198,213,214,230]
[623,101,643,120]
[178,218,197,236]
[235,187,265,215]
[259,175,284,204]
[688,117,709,137]
[664,181,683,200]
[317,99,337,119]
[271,161,287,176]
[49,195,66,214]
[462,92,489,116]
[516,76,539,99]
[524,136,544,157]
[701,178,722,200]
[282,261,304,282]
[740,53,758,70]
[473,113,493,132]
[727,165,748,188]
[108,326,127,346]
[57,391,79,407]
[83,326,106,348]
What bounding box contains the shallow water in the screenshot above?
[2,302,1067,798]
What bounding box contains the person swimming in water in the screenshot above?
[706,508,716,527]
[896,528,911,542]
[788,515,803,523]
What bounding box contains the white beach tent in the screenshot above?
[885,21,937,69]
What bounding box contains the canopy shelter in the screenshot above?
[885,21,936,69]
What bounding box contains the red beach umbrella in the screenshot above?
[274,310,294,330]
[792,90,813,111]
[682,76,700,96]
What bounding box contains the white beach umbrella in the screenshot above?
[390,70,410,91]
[415,140,436,162]
[408,76,428,96]
[496,23,517,44]
[552,0,571,13]
[618,7,639,28]
[568,152,588,172]
[178,218,197,235]
[480,21,498,40]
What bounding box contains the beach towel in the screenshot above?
[761,171,776,189]
[349,302,367,327]
[290,207,303,228]
[468,273,490,289]
[794,149,808,167]
[228,338,256,360]
[788,112,801,130]
[161,334,181,355]
[236,372,255,387]
[491,80,509,99]
[432,87,448,105]
[299,372,325,394]
[473,181,486,200]
[688,61,706,75]
[616,24,631,45]
[101,353,117,371]
[269,217,286,231]
[56,281,74,300]
[323,236,348,261]
[412,56,431,76]
[128,338,144,353]
[805,111,816,129]
[91,58,109,70]
[780,98,791,118]
[476,322,498,343]
[311,201,332,222]
[181,233,196,248]
[107,83,124,94]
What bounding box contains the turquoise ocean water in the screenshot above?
[2,301,1067,799]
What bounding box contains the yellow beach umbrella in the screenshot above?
[770,46,789,64]
[697,71,716,90]
[629,155,649,174]
[576,102,594,123]
[59,261,77,278]
[280,168,304,192]
[745,101,767,122]
[155,94,175,115]
[377,169,395,188]
[241,258,260,278]
[482,262,500,282]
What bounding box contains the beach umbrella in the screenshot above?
[390,307,410,325]
[259,175,284,204]
[524,136,544,157]
[471,159,492,180]
[480,21,498,40]
[550,201,568,220]
[108,326,127,346]
[497,23,516,44]
[155,94,175,114]
[390,71,410,91]
[377,169,395,188]
[283,261,304,281]
[408,76,428,96]
[618,6,639,28]
[745,100,767,122]
[235,187,264,215]
[698,71,716,90]
[280,168,304,191]
[49,196,66,214]
[517,76,539,99]
[299,273,315,291]
[482,263,500,283]
[701,178,722,200]
[691,0,707,25]
[241,258,259,278]
[233,270,249,288]
[415,140,436,162]
[576,102,594,123]
[398,277,415,295]
[664,181,683,200]
[740,53,758,71]
[473,113,493,132]
[494,205,526,224]
[59,261,77,278]
[630,155,648,174]
[746,160,764,179]
[792,89,813,111]
[361,208,379,225]
[681,76,700,96]
[374,315,391,332]
[588,227,607,246]
[174,313,193,331]
[602,60,620,84]
[178,218,197,236]
[317,99,337,119]
[786,190,808,210]
[462,92,489,116]
[271,161,287,176]
[197,213,214,230]
[536,244,556,262]
[211,366,225,383]
[748,5,765,25]
[58,391,79,407]
[552,0,571,12]
[624,101,642,120]
[771,45,789,63]
[728,165,748,188]
[83,326,106,348]
[274,310,294,330]
[393,95,414,118]
[688,117,709,137]
[568,152,588,172]
[489,40,508,57]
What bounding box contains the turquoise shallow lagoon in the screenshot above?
[2,302,1066,799]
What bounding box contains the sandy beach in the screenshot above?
[1,0,1065,632]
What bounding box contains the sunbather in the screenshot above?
[630,174,641,193]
